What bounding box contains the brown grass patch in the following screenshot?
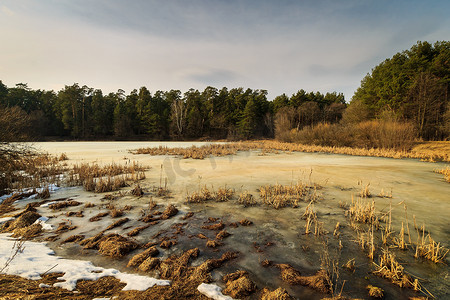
[239,219,253,226]
[138,257,161,272]
[89,212,109,222]
[372,249,414,289]
[222,270,257,298]
[11,223,42,238]
[366,284,384,298]
[48,200,81,210]
[434,166,450,182]
[127,246,159,268]
[97,234,139,258]
[276,264,331,293]
[202,222,225,231]
[62,234,85,244]
[127,224,151,237]
[259,181,319,209]
[160,204,178,219]
[105,217,129,231]
[260,287,293,300]
[1,211,40,233]
[238,191,257,207]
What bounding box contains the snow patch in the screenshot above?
[0,234,170,291]
[33,216,55,230]
[0,217,14,224]
[197,283,233,300]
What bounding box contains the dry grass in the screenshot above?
[1,152,67,196]
[222,270,257,298]
[132,140,450,164]
[48,200,81,210]
[214,186,234,202]
[372,249,415,289]
[259,181,319,209]
[185,185,234,203]
[345,195,378,226]
[97,234,139,258]
[66,162,146,193]
[434,166,450,182]
[238,191,257,207]
[415,225,449,263]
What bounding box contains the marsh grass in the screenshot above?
[373,249,415,289]
[1,152,67,196]
[185,185,234,203]
[132,140,450,162]
[434,166,450,182]
[67,162,146,193]
[259,181,318,209]
[238,191,257,207]
[415,225,449,263]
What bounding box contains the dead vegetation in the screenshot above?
[276,264,331,294]
[132,140,450,162]
[48,200,81,210]
[127,246,159,268]
[97,234,139,258]
[0,151,67,197]
[185,185,234,203]
[415,225,449,263]
[222,270,257,298]
[434,166,450,182]
[259,181,319,208]
[66,162,146,193]
[89,212,109,222]
[372,249,415,289]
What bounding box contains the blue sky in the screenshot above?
[1,0,449,101]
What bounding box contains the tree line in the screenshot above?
[0,81,346,141]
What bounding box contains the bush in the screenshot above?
[283,120,417,151]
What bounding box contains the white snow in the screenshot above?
[197,283,233,300]
[39,283,51,288]
[0,233,170,292]
[0,217,14,224]
[33,216,55,230]
[40,201,57,208]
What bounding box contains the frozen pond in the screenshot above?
[19,142,450,299]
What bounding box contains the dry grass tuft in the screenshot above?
[127,246,159,268]
[214,186,234,202]
[260,287,293,300]
[222,270,257,298]
[238,191,257,207]
[415,226,449,263]
[67,162,146,193]
[105,217,129,231]
[48,200,81,210]
[434,166,450,182]
[97,234,139,258]
[259,181,318,208]
[89,212,109,222]
[366,284,384,298]
[372,249,414,289]
[131,184,144,197]
[276,264,331,293]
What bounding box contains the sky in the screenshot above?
[0,0,449,101]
